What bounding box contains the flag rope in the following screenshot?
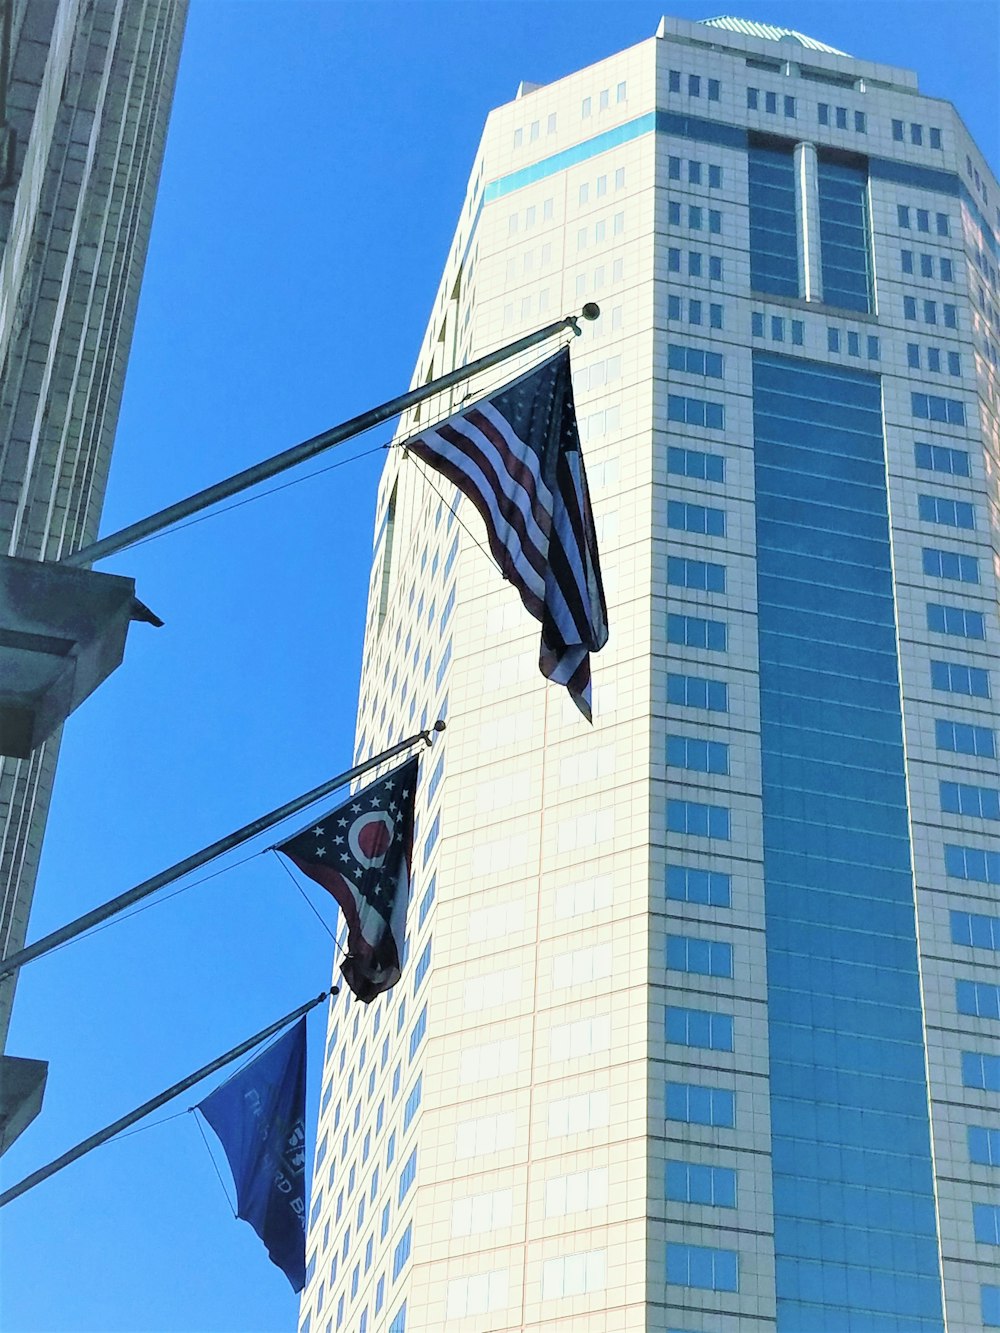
[270,850,345,955]
[0,991,330,1210]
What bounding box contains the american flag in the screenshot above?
[408,347,608,719]
[276,756,417,1002]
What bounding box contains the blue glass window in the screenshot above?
[912,393,966,425]
[667,734,729,775]
[927,603,986,638]
[667,500,726,535]
[668,246,680,271]
[708,80,720,102]
[669,69,681,92]
[667,556,725,592]
[817,154,872,312]
[919,494,975,529]
[667,935,733,977]
[974,1205,1000,1245]
[667,395,724,429]
[666,1161,737,1206]
[668,344,724,377]
[898,205,911,228]
[935,719,996,758]
[403,1075,422,1130]
[417,875,436,927]
[964,1052,1000,1090]
[915,442,970,476]
[408,1006,427,1061]
[665,1006,733,1050]
[413,940,431,990]
[942,784,1000,821]
[922,547,980,583]
[666,674,728,712]
[984,1286,1000,1328]
[957,980,1000,1020]
[709,254,723,280]
[930,661,991,698]
[666,799,730,839]
[709,303,723,328]
[945,844,1000,885]
[901,248,914,273]
[940,256,953,282]
[952,912,1000,950]
[391,1224,412,1280]
[748,143,798,297]
[747,87,759,109]
[398,1148,417,1202]
[667,613,726,651]
[969,1126,1000,1165]
[666,1080,735,1126]
[818,102,829,125]
[665,864,731,906]
[752,311,765,337]
[666,1243,738,1291]
[667,446,724,482]
[388,1302,407,1333]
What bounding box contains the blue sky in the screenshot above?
[1,3,997,1330]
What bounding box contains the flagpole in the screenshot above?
[0,722,444,983]
[61,305,601,568]
[0,991,330,1210]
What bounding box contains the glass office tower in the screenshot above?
[300,16,999,1333]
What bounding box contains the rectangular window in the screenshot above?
[688,160,702,185]
[398,1148,417,1202]
[667,614,727,652]
[668,246,681,271]
[892,119,904,141]
[667,446,725,482]
[666,1161,737,1207]
[747,87,758,109]
[784,95,795,118]
[922,547,980,584]
[688,74,700,97]
[688,251,702,277]
[748,143,798,297]
[388,1304,407,1333]
[403,1075,422,1130]
[667,556,726,593]
[668,155,681,180]
[911,122,923,145]
[818,102,829,125]
[898,205,911,228]
[901,249,914,273]
[915,443,970,477]
[931,603,986,639]
[708,79,720,101]
[392,1224,412,1280]
[945,844,1000,885]
[765,91,777,114]
[927,347,941,373]
[970,1126,1000,1165]
[948,351,961,376]
[689,205,702,230]
[917,208,930,233]
[666,674,729,713]
[835,106,847,129]
[937,212,950,236]
[710,303,723,328]
[792,320,804,346]
[667,935,733,977]
[408,1006,427,1061]
[667,499,726,534]
[666,1243,738,1291]
[666,1006,733,1051]
[943,785,1000,822]
[413,940,431,990]
[930,126,942,148]
[957,980,1000,1020]
[943,303,957,328]
[940,257,953,282]
[709,164,722,188]
[665,865,731,907]
[974,1205,1000,1245]
[930,661,990,698]
[935,719,996,758]
[828,327,841,352]
[867,335,880,360]
[666,1080,735,1127]
[854,110,866,133]
[666,799,730,839]
[667,735,729,775]
[907,344,921,370]
[817,153,871,312]
[964,1052,1000,1091]
[668,343,724,377]
[918,494,975,528]
[669,69,681,92]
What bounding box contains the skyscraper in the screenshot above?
[0,0,187,1148]
[301,16,999,1332]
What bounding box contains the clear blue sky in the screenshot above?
[1,3,996,1330]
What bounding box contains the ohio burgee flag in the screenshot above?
[197,1016,309,1292]
[276,756,417,1002]
[407,346,608,719]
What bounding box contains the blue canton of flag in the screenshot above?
[197,1016,309,1292]
[407,346,608,719]
[276,756,417,1002]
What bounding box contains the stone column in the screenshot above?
[794,140,823,303]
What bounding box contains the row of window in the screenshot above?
[667,156,723,188]
[666,200,722,233]
[891,119,944,149]
[909,344,963,376]
[666,295,724,328]
[897,204,950,236]
[666,69,721,101]
[667,247,724,281]
[903,295,959,328]
[576,167,627,206]
[901,249,954,282]
[945,843,1000,886]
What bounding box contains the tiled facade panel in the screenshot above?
[301,14,999,1333]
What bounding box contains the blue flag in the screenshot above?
[197,1017,309,1291]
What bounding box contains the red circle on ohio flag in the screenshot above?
[349,812,394,867]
